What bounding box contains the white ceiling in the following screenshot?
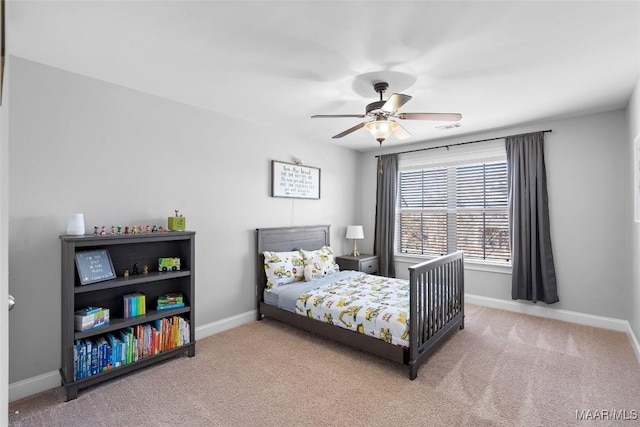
[7,1,640,151]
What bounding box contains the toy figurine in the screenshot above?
[158,225,166,232]
[132,263,139,275]
[123,269,129,278]
[94,226,99,235]
[99,226,106,235]
[110,226,116,235]
[117,225,123,234]
[143,265,149,275]
[152,225,158,233]
[132,225,139,234]
[146,225,151,233]
[124,226,130,234]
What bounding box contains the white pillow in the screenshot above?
[263,250,304,289]
[301,246,340,275]
[304,257,327,281]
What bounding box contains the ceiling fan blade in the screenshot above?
[382,93,412,112]
[332,122,367,139]
[393,123,411,140]
[398,113,462,121]
[311,114,366,118]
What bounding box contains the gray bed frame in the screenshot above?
[256,224,464,379]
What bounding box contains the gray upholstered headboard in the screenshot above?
[255,225,331,301]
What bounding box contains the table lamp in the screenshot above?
[346,225,364,257]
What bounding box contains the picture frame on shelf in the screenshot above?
[75,249,116,285]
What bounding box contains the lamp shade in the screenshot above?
[345,225,364,240]
[364,120,398,143]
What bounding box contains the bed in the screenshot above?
[256,224,464,379]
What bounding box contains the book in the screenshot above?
[95,336,110,372]
[157,293,183,307]
[156,302,185,311]
[76,306,102,315]
[71,316,193,377]
[73,341,78,381]
[106,333,122,368]
[119,329,131,365]
[122,293,146,318]
[74,340,84,380]
[83,339,94,377]
[74,307,110,331]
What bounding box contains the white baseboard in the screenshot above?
[627,322,640,363]
[8,310,258,403]
[466,294,640,363]
[9,370,61,403]
[195,310,256,340]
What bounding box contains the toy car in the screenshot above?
[158,257,181,272]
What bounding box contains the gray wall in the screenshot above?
[8,55,639,392]
[628,76,640,342]
[360,109,633,320]
[8,57,360,384]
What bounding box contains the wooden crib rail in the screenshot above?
[408,251,465,379]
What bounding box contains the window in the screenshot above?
[397,146,510,263]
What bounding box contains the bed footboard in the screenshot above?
[408,251,464,379]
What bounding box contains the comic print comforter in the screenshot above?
[294,273,411,348]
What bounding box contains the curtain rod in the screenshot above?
[376,129,553,157]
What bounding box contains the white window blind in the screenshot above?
[397,142,510,263]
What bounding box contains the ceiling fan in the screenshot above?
[311,81,462,144]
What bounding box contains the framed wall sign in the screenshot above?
[271,160,321,199]
[75,249,116,285]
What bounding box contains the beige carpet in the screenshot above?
[8,304,640,426]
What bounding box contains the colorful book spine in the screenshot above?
[74,340,83,381]
[157,293,184,311]
[83,339,93,378]
[119,329,131,365]
[156,302,185,310]
[95,336,110,372]
[73,341,78,381]
[122,293,146,318]
[71,316,191,380]
[105,334,120,368]
[74,307,110,331]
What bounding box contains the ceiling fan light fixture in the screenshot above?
[311,80,461,145]
[364,120,398,144]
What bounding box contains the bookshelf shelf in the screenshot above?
[73,306,191,340]
[59,343,195,400]
[74,270,191,294]
[60,231,196,401]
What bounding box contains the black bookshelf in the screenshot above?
[60,231,196,401]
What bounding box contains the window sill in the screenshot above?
[394,254,512,275]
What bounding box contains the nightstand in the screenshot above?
[335,254,379,274]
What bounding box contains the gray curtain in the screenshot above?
[506,132,559,304]
[374,154,397,277]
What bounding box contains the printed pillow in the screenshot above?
[263,250,304,289]
[304,257,328,281]
[301,246,340,275]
